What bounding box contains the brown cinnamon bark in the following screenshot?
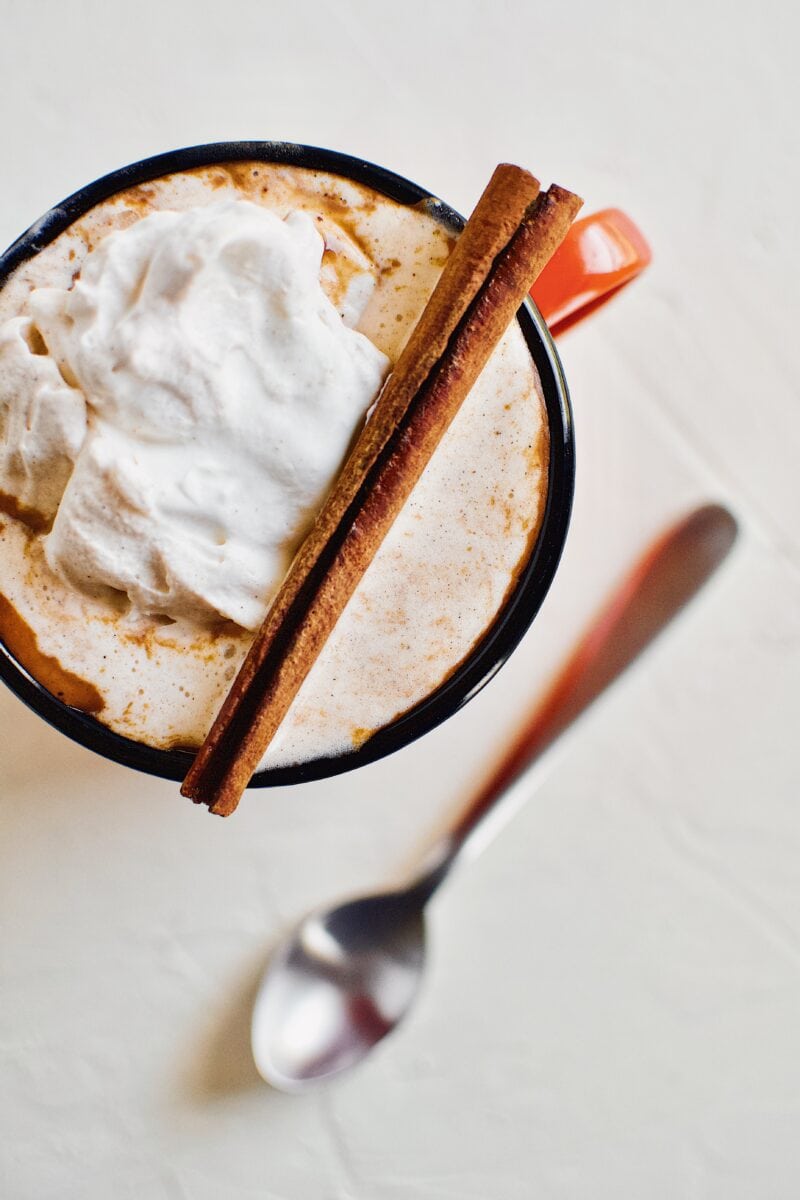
[182,179,582,815]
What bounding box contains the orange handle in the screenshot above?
[530,208,651,337]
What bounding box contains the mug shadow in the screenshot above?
[0,690,109,810]
[3,688,290,1107]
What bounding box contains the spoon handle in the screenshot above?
[416,504,738,895]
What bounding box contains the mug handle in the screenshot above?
[530,209,651,337]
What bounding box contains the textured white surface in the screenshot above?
[1,1,799,1196]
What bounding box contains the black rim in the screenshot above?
[0,141,575,787]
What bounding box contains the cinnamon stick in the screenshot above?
[182,178,582,815]
[181,164,539,805]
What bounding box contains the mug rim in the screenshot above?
[0,140,575,787]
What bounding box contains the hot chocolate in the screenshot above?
[0,160,549,769]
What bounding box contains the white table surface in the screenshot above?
[1,2,798,1196]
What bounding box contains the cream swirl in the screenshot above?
[0,200,389,629]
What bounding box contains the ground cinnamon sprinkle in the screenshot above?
[0,594,104,713]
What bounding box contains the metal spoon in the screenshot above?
[251,504,738,1091]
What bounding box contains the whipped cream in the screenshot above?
[0,316,85,520]
[0,200,389,629]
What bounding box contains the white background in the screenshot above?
[1,1,798,1196]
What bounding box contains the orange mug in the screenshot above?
[531,207,651,336]
[0,145,651,787]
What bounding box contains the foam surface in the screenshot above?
[0,163,547,766]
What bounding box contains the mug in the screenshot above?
[0,142,650,786]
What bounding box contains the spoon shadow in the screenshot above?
[179,951,271,1102]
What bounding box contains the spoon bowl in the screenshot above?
[252,891,427,1090]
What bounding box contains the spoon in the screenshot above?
[251,503,738,1091]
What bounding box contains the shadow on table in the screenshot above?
[179,949,273,1102]
[0,689,112,817]
[3,688,293,1110]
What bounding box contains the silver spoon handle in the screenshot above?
[413,504,737,900]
